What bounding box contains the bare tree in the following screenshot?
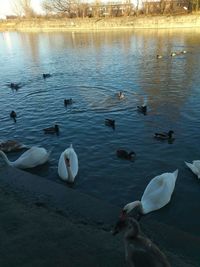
[42,0,79,16]
[12,0,35,17]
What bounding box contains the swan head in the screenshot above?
[123,200,142,214]
[64,157,70,167]
[63,150,76,183]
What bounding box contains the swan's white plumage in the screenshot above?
[185,161,200,179]
[123,170,178,214]
[0,146,50,169]
[58,144,78,182]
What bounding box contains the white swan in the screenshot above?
[0,146,51,169]
[123,170,178,216]
[185,161,200,179]
[58,144,78,183]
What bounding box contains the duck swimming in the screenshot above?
[10,83,22,90]
[156,55,163,59]
[117,150,136,160]
[64,98,73,106]
[105,119,115,128]
[0,140,29,153]
[137,105,147,114]
[112,217,171,267]
[154,130,174,140]
[43,73,51,79]
[171,52,177,57]
[43,124,59,134]
[118,91,125,100]
[10,110,17,122]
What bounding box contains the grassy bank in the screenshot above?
[1,14,200,32]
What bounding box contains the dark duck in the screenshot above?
[43,73,51,79]
[64,98,73,106]
[10,83,22,90]
[117,149,136,160]
[10,110,17,122]
[137,105,147,114]
[43,124,59,134]
[154,130,174,140]
[105,119,115,129]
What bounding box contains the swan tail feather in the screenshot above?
[173,169,179,178]
[185,161,199,177]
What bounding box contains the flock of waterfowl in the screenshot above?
[1,63,197,267]
[156,50,187,59]
[2,73,78,183]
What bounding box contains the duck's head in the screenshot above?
[129,151,136,158]
[55,125,59,132]
[168,130,174,137]
[10,111,16,117]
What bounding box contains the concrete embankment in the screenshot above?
[1,15,200,32]
[0,165,199,266]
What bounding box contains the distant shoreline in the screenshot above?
[1,14,200,32]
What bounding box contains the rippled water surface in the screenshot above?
[1,29,200,238]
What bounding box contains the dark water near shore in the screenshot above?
[1,29,200,240]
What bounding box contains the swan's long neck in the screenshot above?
[66,165,74,183]
[0,151,13,166]
[64,157,74,183]
[123,200,143,214]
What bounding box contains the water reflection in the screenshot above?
[2,32,12,52]
[1,29,200,239]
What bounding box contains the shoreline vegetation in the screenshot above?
[1,14,200,31]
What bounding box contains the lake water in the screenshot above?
[1,29,200,241]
